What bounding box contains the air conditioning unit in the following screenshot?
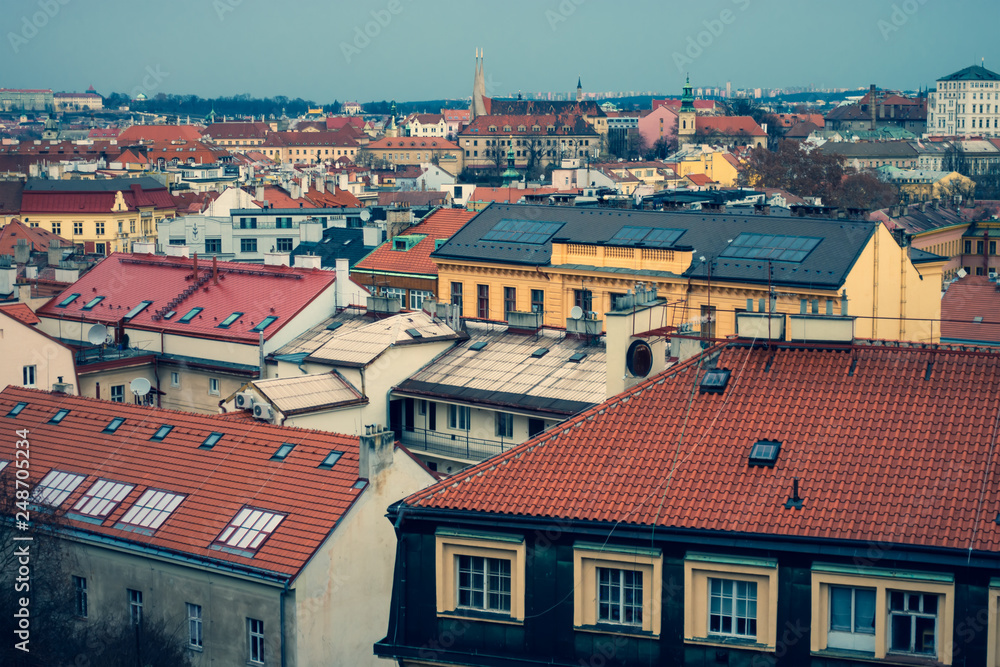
[234,392,255,410]
[990,271,998,281]
[678,322,693,334]
[253,403,274,422]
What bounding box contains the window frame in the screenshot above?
[574,543,662,637]
[187,602,203,650]
[495,411,513,439]
[248,617,265,664]
[128,588,143,627]
[684,552,778,651]
[436,530,525,623]
[448,404,470,431]
[22,365,36,388]
[73,575,88,618]
[810,563,954,664]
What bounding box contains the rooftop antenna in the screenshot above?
[129,377,152,405]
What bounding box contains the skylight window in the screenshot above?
[405,328,423,339]
[56,293,81,308]
[481,219,564,245]
[217,312,243,329]
[748,440,782,467]
[318,451,343,469]
[178,307,203,323]
[117,489,184,531]
[150,425,174,441]
[82,296,105,310]
[72,479,134,519]
[608,226,686,248]
[162,310,176,320]
[200,432,223,449]
[721,233,821,263]
[48,409,70,424]
[215,507,285,552]
[326,321,343,331]
[531,347,549,358]
[251,316,278,333]
[103,417,126,434]
[124,300,154,320]
[700,368,732,394]
[6,402,27,418]
[271,443,295,461]
[568,352,588,363]
[469,341,488,351]
[33,470,86,507]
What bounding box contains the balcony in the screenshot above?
[392,425,518,462]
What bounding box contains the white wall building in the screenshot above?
[927,64,1000,136]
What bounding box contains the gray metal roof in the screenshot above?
[432,203,878,289]
[252,372,365,415]
[393,328,606,418]
[24,176,166,191]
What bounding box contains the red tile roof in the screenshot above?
[117,125,203,143]
[941,275,1000,344]
[37,253,338,344]
[684,173,717,186]
[203,122,270,140]
[653,98,716,111]
[262,131,358,148]
[0,303,40,325]
[0,218,68,255]
[144,139,231,165]
[460,114,598,137]
[353,208,474,277]
[469,186,559,204]
[254,185,317,209]
[325,116,366,131]
[20,183,175,214]
[696,116,766,137]
[0,386,364,579]
[304,185,362,209]
[403,342,1000,553]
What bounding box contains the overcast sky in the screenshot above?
[3,0,997,102]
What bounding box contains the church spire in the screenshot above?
[470,48,488,120]
[576,76,582,102]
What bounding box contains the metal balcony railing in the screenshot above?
[391,425,517,462]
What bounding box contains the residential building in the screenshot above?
[443,108,471,139]
[396,163,457,192]
[459,114,599,171]
[405,113,448,137]
[941,274,1000,344]
[816,140,919,169]
[375,333,1000,667]
[19,177,177,255]
[53,92,104,112]
[260,131,359,164]
[432,203,946,342]
[201,121,271,151]
[875,166,975,204]
[0,218,67,255]
[927,64,1000,136]
[0,304,77,393]
[34,251,368,413]
[0,386,435,667]
[365,136,464,174]
[636,104,677,150]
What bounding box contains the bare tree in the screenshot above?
[485,138,506,176]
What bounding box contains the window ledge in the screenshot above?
[685,636,773,653]
[812,650,942,666]
[576,623,658,640]
[438,610,522,626]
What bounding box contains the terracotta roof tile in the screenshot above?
[0,303,39,325]
[0,218,68,255]
[353,208,474,277]
[942,275,1000,344]
[117,125,203,143]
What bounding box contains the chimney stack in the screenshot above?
[359,424,395,480]
[212,255,219,285]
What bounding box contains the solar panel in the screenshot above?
[721,233,821,263]
[608,226,685,248]
[481,219,564,245]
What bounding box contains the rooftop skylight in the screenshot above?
[251,316,278,333]
[721,233,821,263]
[469,341,488,351]
[33,470,86,507]
[748,440,782,467]
[56,293,81,308]
[72,479,134,519]
[608,226,686,248]
[103,417,126,434]
[5,402,28,418]
[48,409,70,425]
[568,352,588,363]
[406,328,423,339]
[124,300,154,320]
[215,507,285,552]
[218,311,243,329]
[0,461,8,474]
[271,443,295,461]
[700,368,732,394]
[318,451,343,469]
[531,347,549,358]
[326,321,343,331]
[178,307,203,324]
[150,425,174,442]
[481,219,564,245]
[200,432,223,449]
[82,296,105,310]
[117,489,184,531]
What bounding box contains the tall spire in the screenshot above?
[576,76,583,102]
[470,48,488,120]
[680,75,695,112]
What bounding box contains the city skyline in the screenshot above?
[3,0,998,103]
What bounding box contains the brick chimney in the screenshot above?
[359,424,395,480]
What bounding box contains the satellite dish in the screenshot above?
[626,340,654,378]
[570,306,584,320]
[956,268,968,278]
[87,324,108,346]
[360,209,372,222]
[129,377,152,396]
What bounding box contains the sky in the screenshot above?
[2,0,998,103]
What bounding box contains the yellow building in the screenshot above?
[365,136,464,174]
[878,167,976,204]
[432,204,945,343]
[672,149,741,187]
[19,177,176,255]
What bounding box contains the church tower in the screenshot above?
[678,75,697,143]
[576,76,583,102]
[470,49,488,120]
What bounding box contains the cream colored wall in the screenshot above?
[79,367,156,403]
[22,208,170,253]
[0,318,77,393]
[292,449,435,667]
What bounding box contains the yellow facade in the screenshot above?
[673,151,740,187]
[436,224,944,343]
[21,202,173,255]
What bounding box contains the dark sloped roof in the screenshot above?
[432,203,877,289]
[817,141,918,158]
[291,227,384,268]
[939,65,1000,82]
[24,176,166,192]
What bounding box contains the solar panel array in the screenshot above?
[481,219,564,245]
[608,226,686,248]
[721,233,821,263]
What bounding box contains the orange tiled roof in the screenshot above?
[696,115,766,137]
[403,343,1000,553]
[0,218,68,255]
[469,187,560,204]
[942,275,1000,344]
[0,386,364,579]
[353,208,474,277]
[0,303,40,325]
[685,173,716,186]
[367,137,460,150]
[118,125,203,143]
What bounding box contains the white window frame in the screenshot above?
[828,585,876,652]
[448,404,470,431]
[456,554,512,614]
[598,566,644,626]
[73,575,87,618]
[575,543,662,636]
[248,617,265,664]
[708,577,757,638]
[495,412,513,439]
[170,371,180,387]
[187,603,203,649]
[208,378,220,396]
[128,589,143,626]
[22,365,36,388]
[436,530,525,623]
[684,553,777,651]
[110,384,125,403]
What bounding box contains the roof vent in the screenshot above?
[699,368,731,393]
[469,341,488,351]
[568,352,588,363]
[784,477,804,510]
[748,440,781,467]
[531,347,549,358]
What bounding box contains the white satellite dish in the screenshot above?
[129,377,152,396]
[570,306,584,320]
[360,209,371,222]
[87,324,108,346]
[956,268,968,278]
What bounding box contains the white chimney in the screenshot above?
[301,174,310,193]
[0,265,16,296]
[132,241,156,254]
[263,252,291,267]
[359,425,395,480]
[337,173,348,191]
[335,257,352,307]
[164,245,190,258]
[294,254,322,269]
[316,177,326,193]
[362,226,380,247]
[255,185,265,201]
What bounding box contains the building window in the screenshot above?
[409,290,433,310]
[276,238,293,252]
[504,287,516,315]
[276,217,292,229]
[241,238,257,253]
[495,412,513,439]
[574,543,662,635]
[74,221,83,235]
[436,531,526,622]
[684,553,777,649]
[574,289,592,313]
[449,404,470,431]
[52,222,61,235]
[598,567,643,626]
[187,603,203,649]
[458,555,511,613]
[73,576,87,618]
[170,372,180,387]
[110,384,125,403]
[95,222,104,235]
[531,289,544,313]
[889,592,937,656]
[828,586,876,652]
[22,365,36,388]
[128,589,143,626]
[248,618,265,664]
[450,282,463,316]
[965,240,973,254]
[240,217,257,229]
[209,378,220,396]
[477,284,489,319]
[709,578,757,638]
[205,238,221,253]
